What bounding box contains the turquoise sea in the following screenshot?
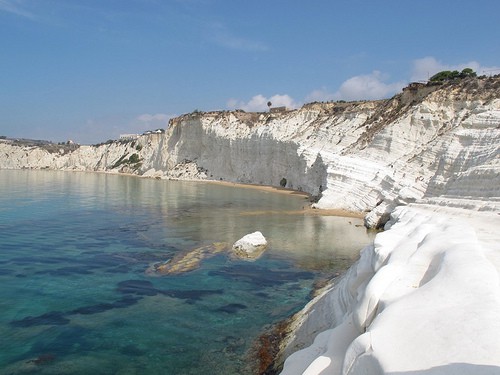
[0,170,374,374]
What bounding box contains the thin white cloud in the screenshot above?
[74,113,174,144]
[337,71,406,101]
[136,113,171,123]
[0,0,34,18]
[305,87,337,103]
[135,113,173,131]
[227,94,298,112]
[209,23,268,52]
[307,71,405,102]
[411,57,500,81]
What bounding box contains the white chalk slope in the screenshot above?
[281,205,500,374]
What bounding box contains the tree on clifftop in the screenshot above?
[460,68,476,77]
[429,68,477,82]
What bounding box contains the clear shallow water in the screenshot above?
[0,170,374,374]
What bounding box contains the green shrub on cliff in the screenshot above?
[111,153,141,169]
[429,68,477,82]
[129,153,140,164]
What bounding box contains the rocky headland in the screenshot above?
[1,76,499,374]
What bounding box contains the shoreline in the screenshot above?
[203,179,311,198]
[252,276,341,374]
[81,168,368,220]
[2,168,367,220]
[202,179,366,219]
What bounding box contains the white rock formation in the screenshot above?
[231,231,268,260]
[279,205,500,374]
[1,77,499,229]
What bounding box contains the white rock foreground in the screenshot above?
[280,205,500,374]
[232,231,268,260]
[1,77,499,373]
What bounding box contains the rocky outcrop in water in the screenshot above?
[232,231,268,260]
[1,76,499,228]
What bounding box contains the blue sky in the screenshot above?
[1,0,499,144]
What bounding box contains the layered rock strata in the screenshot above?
[1,77,499,228]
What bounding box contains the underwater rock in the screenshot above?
[216,303,247,314]
[10,311,70,327]
[210,264,313,287]
[71,296,140,315]
[26,353,56,365]
[117,279,159,296]
[146,242,229,275]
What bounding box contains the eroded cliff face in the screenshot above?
[1,77,499,228]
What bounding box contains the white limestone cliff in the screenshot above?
[1,77,498,229]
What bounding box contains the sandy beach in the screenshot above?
[203,179,365,219]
